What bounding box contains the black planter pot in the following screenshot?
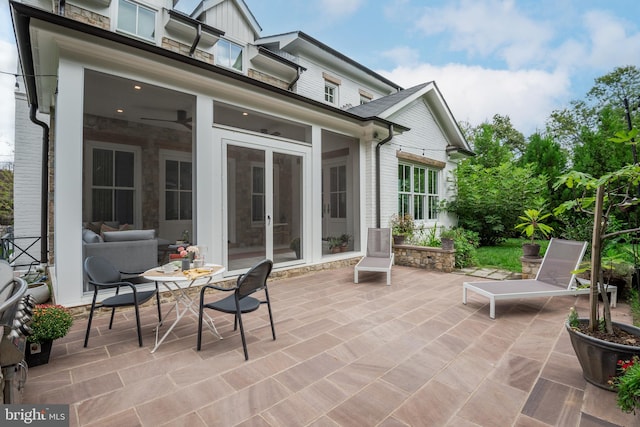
[393,235,405,245]
[441,238,454,251]
[566,319,640,390]
[522,243,541,257]
[25,340,53,367]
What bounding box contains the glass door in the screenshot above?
[226,140,304,272]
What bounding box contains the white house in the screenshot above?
[11,0,473,306]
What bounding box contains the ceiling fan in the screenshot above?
[140,109,192,130]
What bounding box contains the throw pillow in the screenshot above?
[100,223,118,234]
[82,229,103,244]
[86,221,102,235]
[102,229,155,242]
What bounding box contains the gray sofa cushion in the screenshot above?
[82,229,103,243]
[102,229,155,242]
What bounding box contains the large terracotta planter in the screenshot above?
[566,319,640,390]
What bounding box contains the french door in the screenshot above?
[225,137,305,273]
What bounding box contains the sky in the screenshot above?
[1,0,640,161]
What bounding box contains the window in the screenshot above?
[91,148,136,224]
[164,159,192,221]
[117,0,155,41]
[252,165,265,223]
[324,82,337,104]
[360,94,371,105]
[329,165,347,218]
[216,39,243,72]
[398,163,439,220]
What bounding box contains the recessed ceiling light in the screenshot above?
[242,112,249,116]
[133,85,141,90]
[116,109,124,113]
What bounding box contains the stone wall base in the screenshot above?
[393,245,455,272]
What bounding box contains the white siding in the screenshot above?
[379,99,458,228]
[295,56,391,109]
[13,91,43,264]
[204,0,256,44]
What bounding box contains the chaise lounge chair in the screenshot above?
[354,228,394,285]
[462,238,617,319]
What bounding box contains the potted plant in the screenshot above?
[555,130,640,389]
[328,237,343,254]
[514,208,554,257]
[611,356,640,414]
[339,234,351,252]
[26,304,73,366]
[389,213,415,245]
[439,228,456,251]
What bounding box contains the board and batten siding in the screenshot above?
[204,0,256,44]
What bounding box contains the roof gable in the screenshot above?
[191,0,261,40]
[348,82,472,154]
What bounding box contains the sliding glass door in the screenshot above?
[225,138,304,273]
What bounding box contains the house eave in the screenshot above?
[10,1,401,132]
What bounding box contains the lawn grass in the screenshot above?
[476,238,550,273]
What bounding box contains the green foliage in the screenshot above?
[0,169,13,225]
[27,304,73,343]
[612,356,640,414]
[389,213,415,236]
[514,209,554,243]
[464,114,525,168]
[409,224,440,247]
[568,306,580,328]
[445,161,547,245]
[448,228,480,268]
[630,289,640,327]
[475,238,550,272]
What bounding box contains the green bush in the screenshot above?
[449,228,480,268]
[444,161,547,246]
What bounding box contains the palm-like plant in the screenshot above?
[515,209,554,244]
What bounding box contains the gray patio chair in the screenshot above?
[463,238,617,319]
[354,228,394,285]
[83,256,162,347]
[197,258,275,360]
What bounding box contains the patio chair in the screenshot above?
[463,238,617,319]
[354,228,394,285]
[83,256,162,347]
[197,258,275,360]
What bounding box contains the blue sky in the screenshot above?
[1,0,640,160]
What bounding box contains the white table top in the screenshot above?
[143,264,225,282]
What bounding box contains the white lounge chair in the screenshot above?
[354,228,394,285]
[462,238,617,319]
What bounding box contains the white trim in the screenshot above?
[83,140,143,228]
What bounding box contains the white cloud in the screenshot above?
[318,0,363,17]
[0,39,17,160]
[414,0,554,69]
[380,63,571,135]
[582,10,640,71]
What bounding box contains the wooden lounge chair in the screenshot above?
[462,238,617,319]
[354,228,394,285]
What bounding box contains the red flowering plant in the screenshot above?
[610,356,640,414]
[27,304,73,343]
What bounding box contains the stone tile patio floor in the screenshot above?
[24,264,640,426]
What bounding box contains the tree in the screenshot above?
[463,114,525,168]
[547,66,640,176]
[446,161,547,245]
[0,169,13,225]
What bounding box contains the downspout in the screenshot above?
[189,23,202,57]
[58,0,65,16]
[29,104,49,264]
[375,125,393,228]
[287,67,302,91]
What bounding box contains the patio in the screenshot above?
[24,265,639,426]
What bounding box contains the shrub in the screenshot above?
[28,304,73,343]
